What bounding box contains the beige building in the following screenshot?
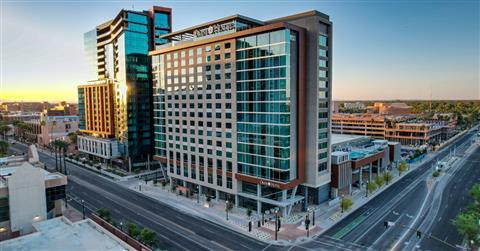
[0,162,67,240]
[23,113,79,146]
[332,113,450,147]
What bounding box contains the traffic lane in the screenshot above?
[322,131,473,238]
[14,143,269,250]
[65,163,268,250]
[66,164,268,250]
[369,182,428,250]
[300,235,371,251]
[420,147,480,251]
[353,181,427,248]
[68,178,214,251]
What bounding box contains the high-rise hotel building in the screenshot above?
[151,11,332,215]
[78,6,172,168]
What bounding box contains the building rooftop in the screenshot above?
[331,133,370,146]
[0,162,64,188]
[0,217,133,251]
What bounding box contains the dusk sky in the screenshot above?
[1,0,479,102]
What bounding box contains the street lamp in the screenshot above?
[366,181,369,198]
[120,221,123,231]
[225,200,229,221]
[196,185,200,204]
[273,208,279,241]
[341,195,345,213]
[81,199,85,219]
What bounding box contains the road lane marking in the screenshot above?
[331,212,369,239]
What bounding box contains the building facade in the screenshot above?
[151,11,332,216]
[0,162,67,240]
[21,114,79,147]
[78,6,172,168]
[332,113,450,147]
[329,134,401,198]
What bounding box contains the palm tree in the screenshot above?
[50,119,57,144]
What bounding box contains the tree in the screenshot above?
[139,228,157,247]
[375,175,385,187]
[67,132,78,145]
[432,171,440,178]
[470,184,480,203]
[452,212,480,249]
[0,140,8,157]
[340,197,353,213]
[367,182,377,194]
[97,208,112,222]
[246,208,252,218]
[226,200,234,212]
[398,161,408,176]
[0,122,10,140]
[126,222,140,239]
[383,171,393,185]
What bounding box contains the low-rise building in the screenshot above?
[329,134,401,198]
[22,114,79,146]
[0,162,67,240]
[0,217,135,250]
[332,113,452,147]
[366,102,412,116]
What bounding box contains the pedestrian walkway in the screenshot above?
[119,151,437,245]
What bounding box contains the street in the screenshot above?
[9,143,269,251]
[7,128,478,251]
[319,129,478,251]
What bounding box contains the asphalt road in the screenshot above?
[9,143,269,251]
[7,128,477,251]
[319,129,478,250]
[414,145,480,251]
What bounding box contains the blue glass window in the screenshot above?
[154,13,170,29]
[127,12,147,24]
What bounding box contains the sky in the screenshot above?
[0,0,479,102]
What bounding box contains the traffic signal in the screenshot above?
[277,218,281,230]
[384,221,388,228]
[416,230,422,238]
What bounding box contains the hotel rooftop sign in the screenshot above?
[193,21,236,39]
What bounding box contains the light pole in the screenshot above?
[341,195,345,213]
[366,181,369,198]
[197,185,200,204]
[312,209,315,226]
[120,221,123,232]
[225,200,229,221]
[81,199,85,219]
[273,208,279,241]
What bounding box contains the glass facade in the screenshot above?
[83,29,98,80]
[78,88,85,130]
[120,13,152,160]
[236,29,296,183]
[153,12,171,48]
[317,34,329,173]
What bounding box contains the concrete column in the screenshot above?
[282,190,287,201]
[282,207,287,217]
[257,184,261,197]
[257,200,261,214]
[348,183,352,195]
[215,190,219,202]
[198,185,203,198]
[235,194,239,207]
